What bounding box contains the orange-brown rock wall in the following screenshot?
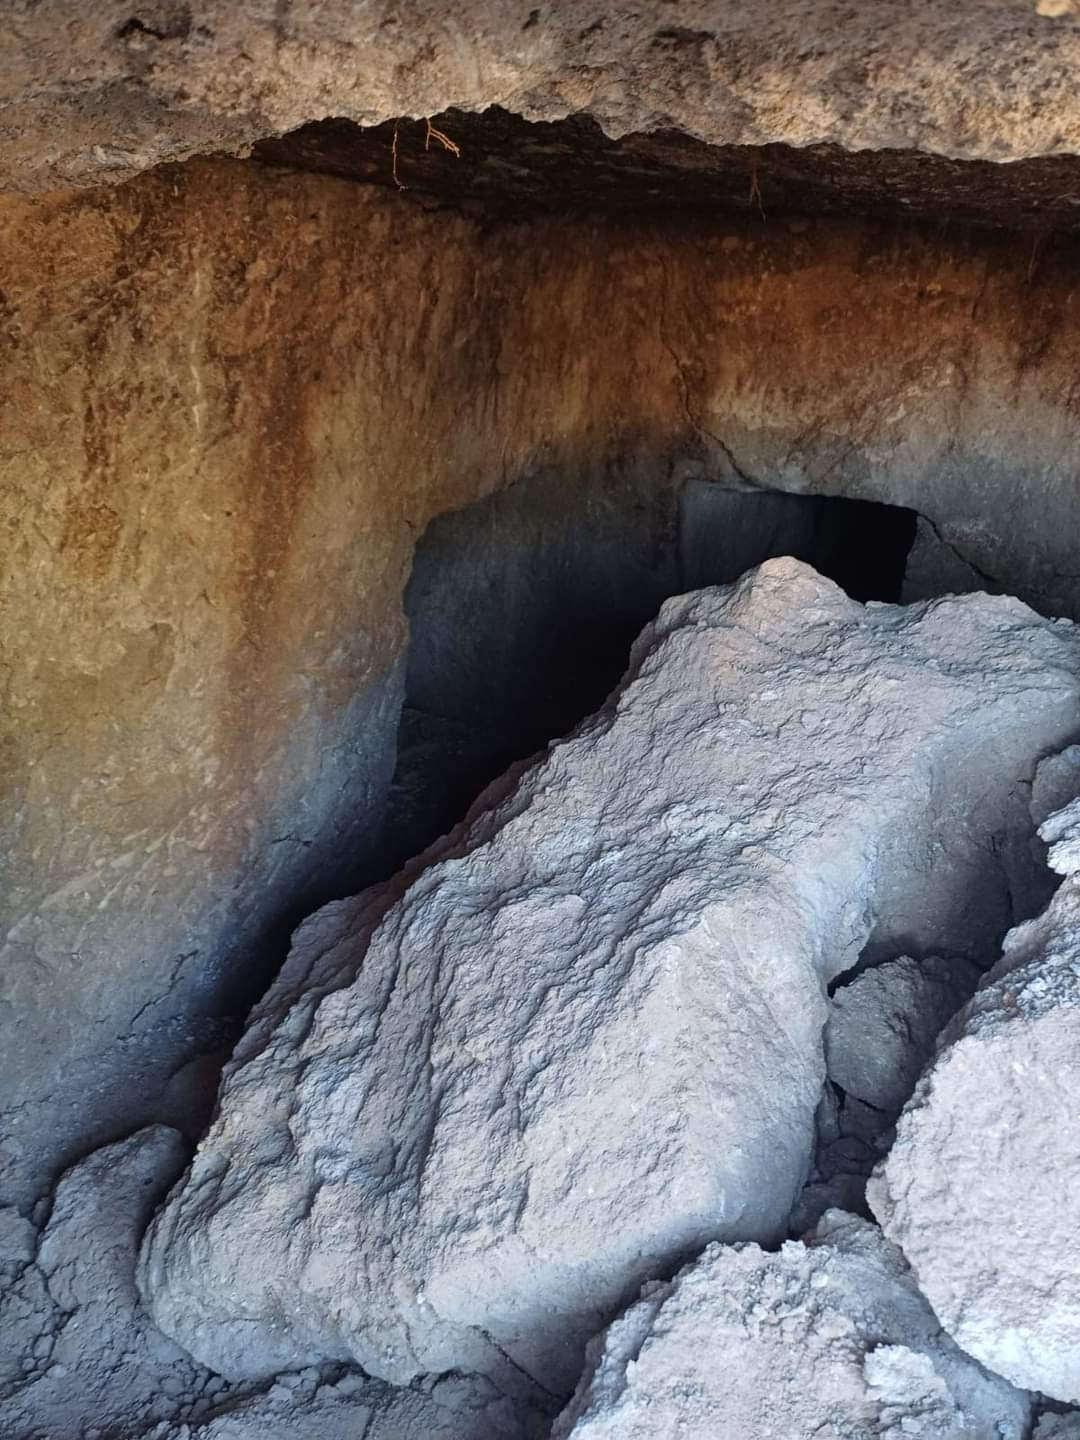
[2,156,1079,1202]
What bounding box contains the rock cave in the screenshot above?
[5,5,1080,1438]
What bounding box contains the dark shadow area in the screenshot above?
[255,106,1080,235]
[380,473,917,872]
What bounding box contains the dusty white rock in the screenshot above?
[552,1211,1031,1439]
[870,797,1080,1402]
[826,955,980,1114]
[139,560,1080,1395]
[1040,798,1080,878]
[0,1122,539,1440]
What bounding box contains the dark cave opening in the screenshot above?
[378,475,918,874]
[210,475,919,1070]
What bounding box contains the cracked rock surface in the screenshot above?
[134,1370,543,1440]
[793,955,980,1232]
[0,1127,225,1440]
[138,560,1080,1398]
[0,1123,544,1439]
[870,794,1080,1403]
[7,138,1080,1217]
[552,1210,1031,1439]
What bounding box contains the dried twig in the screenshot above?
[425,118,462,157]
[1028,230,1044,283]
[390,117,462,189]
[749,161,765,220]
[392,119,405,189]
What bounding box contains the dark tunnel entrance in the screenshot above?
[378,473,918,873]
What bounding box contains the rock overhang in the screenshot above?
[5,0,1080,230]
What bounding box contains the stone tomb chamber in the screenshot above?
[5,6,1080,1437]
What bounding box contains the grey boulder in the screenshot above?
[870,794,1080,1402]
[139,560,1080,1395]
[0,1127,220,1440]
[553,1211,1031,1439]
[1036,1416,1080,1440]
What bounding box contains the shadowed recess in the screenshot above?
[382,474,917,872]
[256,107,1080,232]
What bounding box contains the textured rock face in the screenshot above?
[1037,1417,1080,1440]
[1030,745,1080,828]
[0,1125,544,1440]
[0,161,453,1207]
[392,476,914,874]
[0,1207,53,1401]
[793,955,979,1232]
[870,798,1080,1402]
[135,1372,542,1440]
[139,561,1080,1394]
[0,1127,218,1439]
[552,1211,1030,1439]
[5,2,1080,192]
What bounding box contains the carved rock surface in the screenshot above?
[8,157,1080,1215]
[552,1211,1031,1439]
[870,797,1080,1402]
[5,3,1080,191]
[139,561,1080,1394]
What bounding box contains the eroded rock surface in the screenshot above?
[135,1370,542,1440]
[794,954,979,1234]
[1031,745,1080,829]
[870,795,1080,1402]
[0,1206,54,1402]
[1036,1416,1080,1440]
[0,1127,227,1440]
[552,1210,1031,1439]
[5,2,1080,192]
[139,561,1080,1396]
[8,156,1080,1213]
